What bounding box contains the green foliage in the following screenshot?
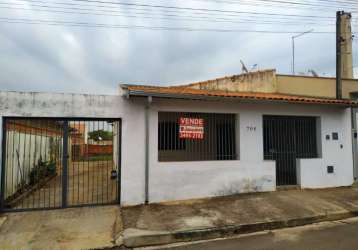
[29,158,57,185]
[78,154,113,162]
[88,130,113,141]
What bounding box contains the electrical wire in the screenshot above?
[0,2,338,26]
[0,17,339,33]
[15,0,337,19]
[2,1,335,21]
[2,0,358,32]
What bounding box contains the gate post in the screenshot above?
[62,121,69,208]
[117,119,122,204]
[0,118,5,210]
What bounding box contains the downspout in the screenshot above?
[145,96,152,204]
[351,107,358,180]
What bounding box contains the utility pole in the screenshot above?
[336,11,353,99]
[292,29,314,75]
[337,11,343,99]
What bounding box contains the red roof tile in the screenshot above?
[122,85,358,107]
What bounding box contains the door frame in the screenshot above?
[263,115,319,187]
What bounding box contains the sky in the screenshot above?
[0,0,357,94]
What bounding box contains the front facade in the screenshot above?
[146,99,353,203]
[0,75,357,210]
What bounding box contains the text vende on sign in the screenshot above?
[179,117,204,139]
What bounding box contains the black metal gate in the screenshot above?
[263,115,318,186]
[0,118,121,212]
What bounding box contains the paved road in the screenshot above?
[159,217,358,250]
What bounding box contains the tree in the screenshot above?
[88,130,113,141]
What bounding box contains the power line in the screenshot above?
[0,2,337,26]
[16,0,336,19]
[196,0,358,11]
[206,0,358,6]
[3,0,358,33]
[62,0,358,14]
[4,1,335,20]
[0,17,339,33]
[7,0,338,25]
[0,6,337,26]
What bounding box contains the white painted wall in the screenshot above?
[4,130,56,199]
[0,91,147,205]
[147,99,354,203]
[0,91,355,206]
[298,108,354,188]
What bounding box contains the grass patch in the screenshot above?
[77,155,113,162]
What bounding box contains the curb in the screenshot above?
[122,210,358,248]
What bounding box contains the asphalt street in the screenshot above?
[157,217,358,250]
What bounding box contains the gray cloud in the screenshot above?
[0,0,356,94]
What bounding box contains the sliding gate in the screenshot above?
[0,118,121,211]
[263,116,318,186]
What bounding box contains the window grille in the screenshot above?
[158,112,237,162]
[263,116,318,160]
[263,115,319,186]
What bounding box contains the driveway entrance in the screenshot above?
[0,118,121,211]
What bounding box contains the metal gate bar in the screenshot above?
[0,119,64,210]
[0,118,121,212]
[67,119,119,206]
[263,115,318,186]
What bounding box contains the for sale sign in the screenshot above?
[179,117,204,139]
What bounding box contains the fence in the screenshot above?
[1,118,121,211]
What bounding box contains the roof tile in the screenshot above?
[123,85,358,106]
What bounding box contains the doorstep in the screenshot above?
[276,185,300,191]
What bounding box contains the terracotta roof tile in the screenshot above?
[122,85,358,106]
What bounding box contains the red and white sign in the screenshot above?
[179,117,204,140]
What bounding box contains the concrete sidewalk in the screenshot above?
[0,206,122,250]
[1,187,358,249]
[121,187,358,248]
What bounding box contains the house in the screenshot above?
[120,81,357,204]
[0,73,358,211]
[180,69,358,99]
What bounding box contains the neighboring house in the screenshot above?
[182,69,358,99]
[70,123,87,145]
[1,73,358,210]
[69,122,87,160]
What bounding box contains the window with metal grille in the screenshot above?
[158,121,186,151]
[263,115,319,160]
[158,112,237,162]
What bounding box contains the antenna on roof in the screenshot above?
[240,60,249,74]
[251,64,258,71]
[308,69,319,77]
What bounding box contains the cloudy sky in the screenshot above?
[0,0,357,94]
